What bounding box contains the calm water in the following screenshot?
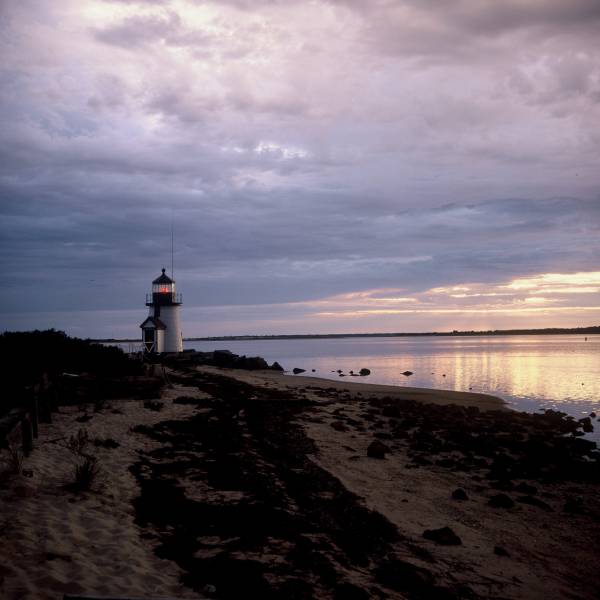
[185,335,600,424]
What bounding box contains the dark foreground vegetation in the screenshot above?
[0,329,143,417]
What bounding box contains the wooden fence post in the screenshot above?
[39,391,52,424]
[29,393,39,439]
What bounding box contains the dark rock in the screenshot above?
[578,417,593,432]
[382,405,401,418]
[270,361,284,372]
[515,482,537,495]
[292,368,306,375]
[367,440,391,459]
[452,488,468,501]
[563,496,584,514]
[45,551,72,562]
[173,396,200,405]
[401,371,414,376]
[212,350,271,371]
[488,453,517,481]
[237,355,270,370]
[374,558,435,595]
[569,437,597,452]
[490,479,514,491]
[488,493,514,509]
[494,545,510,557]
[212,349,236,367]
[590,412,596,418]
[517,495,553,511]
[93,437,120,449]
[359,368,371,376]
[311,369,316,372]
[422,526,462,546]
[143,400,164,412]
[333,582,369,600]
[331,421,348,432]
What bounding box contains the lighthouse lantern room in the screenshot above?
[140,268,183,353]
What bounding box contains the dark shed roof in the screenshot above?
[139,316,167,330]
[152,268,174,285]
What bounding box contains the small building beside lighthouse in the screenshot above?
[140,268,183,353]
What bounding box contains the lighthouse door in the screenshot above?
[143,328,155,352]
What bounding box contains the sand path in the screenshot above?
[0,382,206,600]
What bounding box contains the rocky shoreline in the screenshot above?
[130,364,599,599]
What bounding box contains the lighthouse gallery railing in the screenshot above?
[145,292,182,304]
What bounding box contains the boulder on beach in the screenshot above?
[293,368,306,375]
[212,349,236,368]
[270,361,284,372]
[422,526,462,546]
[488,493,515,509]
[211,350,269,370]
[516,495,553,511]
[237,356,269,370]
[367,439,391,459]
[515,482,537,495]
[452,488,468,501]
[359,368,371,376]
[331,421,348,432]
[382,405,401,418]
[401,371,414,377]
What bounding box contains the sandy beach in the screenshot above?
[1,365,598,599]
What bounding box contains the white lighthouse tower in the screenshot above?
[140,268,183,353]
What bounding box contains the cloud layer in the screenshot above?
[1,0,599,337]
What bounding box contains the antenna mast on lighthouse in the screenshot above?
[171,208,174,279]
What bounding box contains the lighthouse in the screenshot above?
[140,268,183,353]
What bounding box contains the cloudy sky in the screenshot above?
[1,0,599,338]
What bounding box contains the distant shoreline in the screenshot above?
[94,325,599,343]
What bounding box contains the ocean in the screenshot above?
[184,334,600,423]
